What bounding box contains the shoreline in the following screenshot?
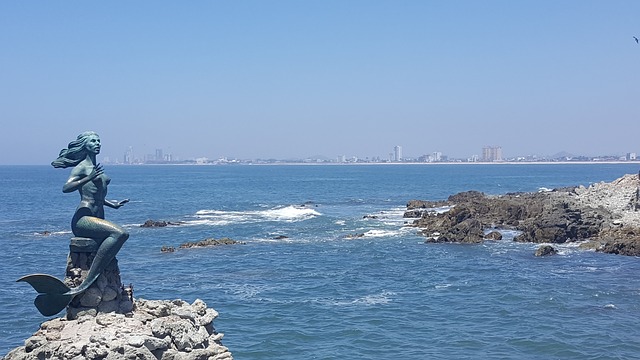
[2,161,640,166]
[116,161,639,166]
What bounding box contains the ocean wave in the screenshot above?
[352,291,396,305]
[362,228,414,238]
[330,291,396,306]
[435,284,452,289]
[190,205,321,226]
[31,230,72,237]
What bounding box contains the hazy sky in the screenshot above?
[1,1,639,164]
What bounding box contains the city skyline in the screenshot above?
[102,144,639,165]
[1,2,639,165]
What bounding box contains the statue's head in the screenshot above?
[52,131,100,168]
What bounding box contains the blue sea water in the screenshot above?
[1,163,640,359]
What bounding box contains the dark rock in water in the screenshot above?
[484,230,503,240]
[273,235,289,240]
[535,245,557,256]
[447,190,485,203]
[406,199,446,210]
[161,245,176,253]
[599,240,640,256]
[430,218,484,244]
[300,201,318,207]
[179,237,245,249]
[345,233,365,239]
[403,209,425,218]
[596,226,640,256]
[363,214,379,219]
[141,219,184,228]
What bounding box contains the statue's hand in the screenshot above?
[114,199,129,209]
[89,163,104,179]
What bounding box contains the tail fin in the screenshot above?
[17,274,73,316]
[34,293,74,316]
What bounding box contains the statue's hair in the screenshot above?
[51,131,99,168]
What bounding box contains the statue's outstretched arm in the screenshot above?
[105,199,129,209]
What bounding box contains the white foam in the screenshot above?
[352,291,395,305]
[32,230,71,236]
[262,206,321,222]
[363,229,400,238]
[331,291,396,306]
[190,205,321,226]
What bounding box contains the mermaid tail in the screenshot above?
[17,274,74,316]
[18,255,111,316]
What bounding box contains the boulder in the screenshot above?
[484,231,503,240]
[535,245,557,256]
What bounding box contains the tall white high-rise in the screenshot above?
[124,146,134,164]
[393,146,402,162]
[482,146,502,162]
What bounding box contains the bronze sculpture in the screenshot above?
[18,131,129,316]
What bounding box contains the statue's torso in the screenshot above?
[75,163,110,219]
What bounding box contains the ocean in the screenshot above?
[1,163,640,359]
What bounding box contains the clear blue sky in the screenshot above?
[1,1,639,164]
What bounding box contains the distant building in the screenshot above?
[394,146,402,162]
[155,149,164,162]
[482,146,503,162]
[124,146,134,164]
[418,152,443,162]
[627,153,637,161]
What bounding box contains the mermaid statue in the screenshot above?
[18,131,129,316]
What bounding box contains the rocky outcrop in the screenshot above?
[3,298,232,360]
[141,220,184,228]
[408,173,640,256]
[594,226,640,256]
[178,238,244,249]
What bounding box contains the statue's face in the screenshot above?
[85,134,101,155]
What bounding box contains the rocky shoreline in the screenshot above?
[405,173,640,256]
[3,298,232,360]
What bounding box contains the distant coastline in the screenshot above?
[3,160,640,166]
[96,160,640,166]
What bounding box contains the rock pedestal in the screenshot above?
[64,237,133,320]
[3,298,233,360]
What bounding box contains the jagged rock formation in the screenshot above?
[3,298,232,360]
[406,173,640,256]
